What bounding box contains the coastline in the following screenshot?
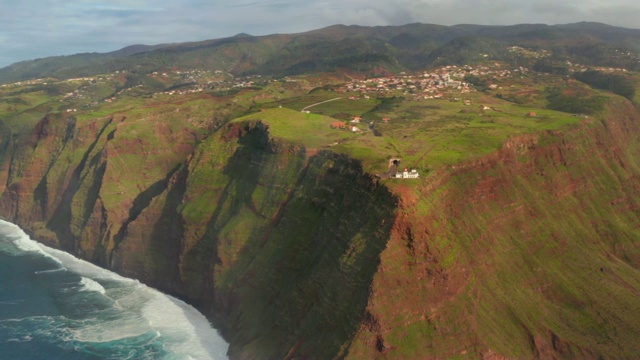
[0,219,229,360]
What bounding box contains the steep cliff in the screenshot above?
[1,96,640,359]
[0,114,397,359]
[347,99,640,359]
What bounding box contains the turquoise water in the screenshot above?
[0,220,228,360]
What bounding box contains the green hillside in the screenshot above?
[3,22,640,84]
[1,23,640,359]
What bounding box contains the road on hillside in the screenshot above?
[301,97,342,112]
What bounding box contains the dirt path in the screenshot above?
[301,97,342,112]
[412,143,437,168]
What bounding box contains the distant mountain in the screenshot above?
[0,43,166,83]
[2,22,640,84]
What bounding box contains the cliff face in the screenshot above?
[2,99,640,359]
[0,116,397,359]
[347,99,640,359]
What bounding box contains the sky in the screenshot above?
[1,0,639,68]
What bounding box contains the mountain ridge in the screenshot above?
[3,21,640,84]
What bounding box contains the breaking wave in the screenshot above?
[0,220,228,359]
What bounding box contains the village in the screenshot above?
[333,64,528,100]
[323,64,530,133]
[1,59,632,186]
[3,58,631,110]
[313,62,632,181]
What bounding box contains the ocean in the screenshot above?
[0,220,229,360]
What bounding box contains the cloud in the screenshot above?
[0,0,639,67]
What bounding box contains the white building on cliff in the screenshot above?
[395,169,419,179]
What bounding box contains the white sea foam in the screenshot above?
[68,316,153,343]
[78,277,106,294]
[0,220,229,359]
[0,220,62,266]
[142,292,229,360]
[40,245,130,283]
[6,335,32,343]
[34,268,64,275]
[7,336,33,342]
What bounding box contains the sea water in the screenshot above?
[0,220,229,360]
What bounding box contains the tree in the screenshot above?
[546,88,605,114]
[532,59,568,76]
[574,70,635,101]
[463,74,488,91]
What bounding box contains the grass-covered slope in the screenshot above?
[0,91,398,358]
[1,65,640,359]
[347,99,640,359]
[172,122,397,358]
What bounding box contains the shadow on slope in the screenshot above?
[179,122,397,359]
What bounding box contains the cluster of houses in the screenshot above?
[63,89,86,100]
[152,70,234,96]
[152,69,221,82]
[590,66,629,73]
[160,87,206,96]
[162,75,263,95]
[330,115,364,132]
[332,115,389,133]
[1,76,99,89]
[330,121,359,132]
[232,75,263,88]
[507,46,550,59]
[336,66,471,97]
[333,64,533,100]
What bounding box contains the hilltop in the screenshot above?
[2,21,640,84]
[1,22,640,359]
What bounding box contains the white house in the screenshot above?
[395,169,420,179]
